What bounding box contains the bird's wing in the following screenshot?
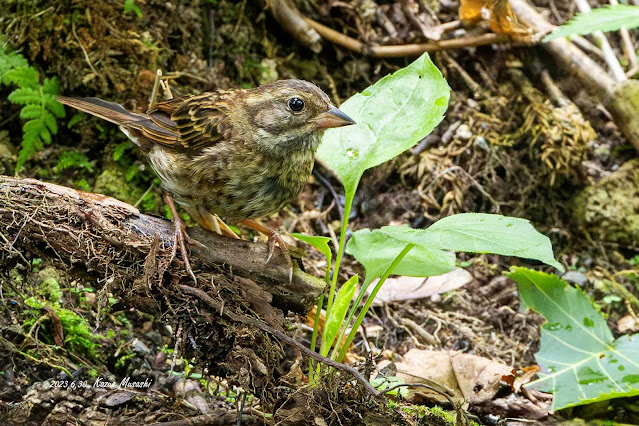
[140,94,234,152]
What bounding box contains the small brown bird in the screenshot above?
[58,79,355,280]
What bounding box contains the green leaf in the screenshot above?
[380,214,563,271]
[8,87,42,105]
[346,229,455,286]
[317,52,450,196]
[55,151,94,173]
[42,76,60,95]
[291,233,332,265]
[113,141,131,162]
[45,97,66,119]
[320,274,358,357]
[41,110,58,134]
[20,104,45,120]
[0,50,29,81]
[370,376,409,398]
[123,0,143,17]
[544,5,639,42]
[508,267,639,410]
[3,66,39,88]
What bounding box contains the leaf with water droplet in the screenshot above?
[318,53,450,197]
[380,213,563,271]
[508,267,639,410]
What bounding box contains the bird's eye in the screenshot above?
[287,97,305,112]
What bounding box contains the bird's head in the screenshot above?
[239,79,355,155]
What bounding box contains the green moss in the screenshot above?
[115,352,136,369]
[37,266,63,304]
[386,400,460,425]
[93,167,144,205]
[22,301,100,359]
[573,159,639,246]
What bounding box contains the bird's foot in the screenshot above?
[240,219,294,283]
[164,193,198,284]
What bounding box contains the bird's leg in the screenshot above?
[163,193,198,284]
[239,219,293,278]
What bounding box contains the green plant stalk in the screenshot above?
[308,293,324,382]
[329,275,377,360]
[336,243,415,363]
[323,185,357,329]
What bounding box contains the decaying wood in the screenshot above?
[0,176,324,314]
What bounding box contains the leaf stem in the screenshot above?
[337,243,415,362]
[324,186,356,326]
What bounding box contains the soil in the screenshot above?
[1,0,638,425]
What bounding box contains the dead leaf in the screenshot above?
[378,349,515,405]
[459,0,531,37]
[41,305,64,347]
[617,315,638,333]
[369,268,473,305]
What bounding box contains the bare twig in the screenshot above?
[609,0,638,72]
[268,0,322,53]
[305,18,513,57]
[573,0,626,81]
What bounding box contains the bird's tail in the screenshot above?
[57,96,146,125]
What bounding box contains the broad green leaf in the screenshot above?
[544,5,639,42]
[507,267,639,410]
[317,52,450,195]
[291,233,332,265]
[320,274,358,356]
[381,214,563,271]
[346,229,455,286]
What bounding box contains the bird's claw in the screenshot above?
[164,193,198,284]
[170,219,198,284]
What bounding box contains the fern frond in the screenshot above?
[19,104,46,120]
[0,50,30,81]
[2,43,65,171]
[42,76,60,94]
[44,96,66,118]
[3,66,40,88]
[544,4,639,41]
[8,87,43,105]
[41,110,58,134]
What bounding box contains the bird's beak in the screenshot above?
[315,105,356,129]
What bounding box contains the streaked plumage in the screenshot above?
[58,79,355,225]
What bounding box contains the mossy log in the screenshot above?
[0,175,324,314]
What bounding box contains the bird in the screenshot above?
[58,79,355,282]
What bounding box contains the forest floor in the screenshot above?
[1,0,638,424]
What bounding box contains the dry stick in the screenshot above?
[609,0,639,74]
[572,35,605,61]
[177,284,383,399]
[573,0,626,81]
[305,18,511,57]
[268,0,322,53]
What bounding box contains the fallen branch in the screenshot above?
[305,17,512,57]
[0,176,324,313]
